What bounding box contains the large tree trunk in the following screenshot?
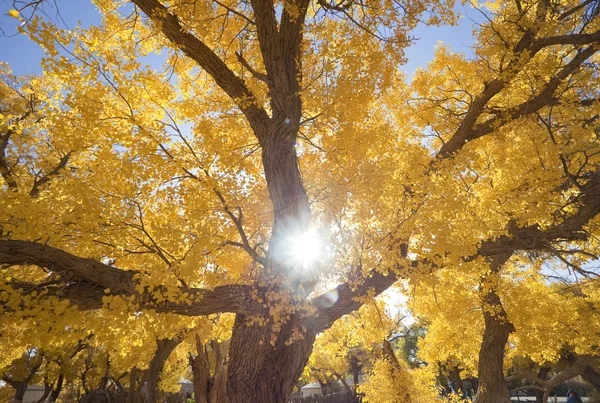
[226,129,316,403]
[261,134,310,278]
[473,254,514,403]
[226,312,316,403]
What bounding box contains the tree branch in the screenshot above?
[0,240,255,316]
[131,0,270,135]
[29,151,73,197]
[312,168,600,331]
[0,129,19,190]
[438,30,600,157]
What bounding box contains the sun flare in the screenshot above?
[289,229,322,269]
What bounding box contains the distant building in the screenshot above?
[301,383,322,398]
[22,385,46,403]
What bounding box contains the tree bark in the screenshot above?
[143,337,181,403]
[473,254,514,403]
[226,312,316,403]
[6,354,44,403]
[36,379,52,403]
[381,339,411,402]
[541,357,592,403]
[127,367,140,403]
[336,373,352,395]
[350,355,361,393]
[535,367,550,403]
[48,373,64,402]
[260,133,311,282]
[582,365,600,391]
[209,340,228,403]
[14,383,28,403]
[190,334,210,403]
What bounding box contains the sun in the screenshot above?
[289,229,322,269]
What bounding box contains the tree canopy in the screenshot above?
[1,0,600,402]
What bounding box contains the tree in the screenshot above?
[303,299,398,396]
[1,0,600,402]
[410,256,600,402]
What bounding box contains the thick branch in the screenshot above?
[0,240,254,316]
[279,0,310,98]
[438,31,600,157]
[314,168,600,330]
[582,365,600,390]
[464,44,600,145]
[30,151,73,197]
[539,356,594,403]
[309,268,400,332]
[0,130,19,190]
[131,0,270,134]
[250,0,279,79]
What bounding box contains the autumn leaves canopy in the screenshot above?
[1,0,600,402]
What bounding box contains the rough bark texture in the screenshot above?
[227,313,316,403]
[191,335,210,403]
[189,336,228,403]
[473,254,514,403]
[209,340,228,403]
[0,240,255,316]
[582,365,600,391]
[261,135,310,273]
[143,337,181,403]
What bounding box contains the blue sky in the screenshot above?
[0,0,101,74]
[0,0,480,76]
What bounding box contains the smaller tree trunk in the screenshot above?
[36,379,52,403]
[535,367,550,403]
[447,367,463,395]
[381,339,411,402]
[49,373,64,402]
[208,340,228,403]
[144,337,181,403]
[582,365,600,391]
[14,383,28,403]
[335,374,352,395]
[9,354,44,403]
[190,334,210,403]
[127,367,142,403]
[350,355,361,392]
